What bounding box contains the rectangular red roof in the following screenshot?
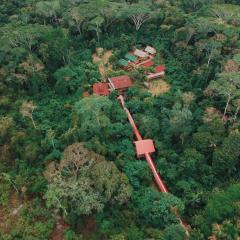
[134,139,155,157]
[93,83,109,96]
[83,91,90,97]
[155,65,166,73]
[109,75,133,90]
[143,60,154,67]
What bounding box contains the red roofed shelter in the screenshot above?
[134,139,155,158]
[108,75,133,93]
[142,60,154,67]
[147,65,166,80]
[93,82,109,96]
[83,91,90,97]
[155,65,166,73]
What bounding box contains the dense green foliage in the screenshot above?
[1,0,240,239]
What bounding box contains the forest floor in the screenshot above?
[148,78,171,96]
[0,192,23,234]
[51,218,68,240]
[92,50,113,79]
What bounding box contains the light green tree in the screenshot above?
[206,72,240,117]
[119,2,152,31]
[67,7,85,35]
[20,101,37,128]
[211,4,240,25]
[89,16,105,42]
[36,1,61,23]
[163,101,193,144]
[0,24,43,51]
[44,143,132,216]
[196,40,222,68]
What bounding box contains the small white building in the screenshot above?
[145,46,157,55]
[147,72,165,80]
[134,49,148,58]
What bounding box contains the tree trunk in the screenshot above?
[131,14,149,31]
[51,139,55,149]
[233,106,240,121]
[207,51,212,68]
[223,93,231,118]
[53,13,59,24]
[30,116,36,129]
[77,24,82,36]
[96,27,100,42]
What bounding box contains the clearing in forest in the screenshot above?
[92,50,113,79]
[148,78,171,96]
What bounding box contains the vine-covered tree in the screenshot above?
[44,143,132,216]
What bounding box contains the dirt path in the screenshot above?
[51,218,68,240]
[92,50,113,79]
[148,79,171,96]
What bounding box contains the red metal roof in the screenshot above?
[134,139,155,157]
[143,60,154,67]
[155,65,166,73]
[83,91,90,97]
[109,75,133,90]
[93,83,109,96]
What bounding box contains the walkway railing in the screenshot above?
[117,95,189,236]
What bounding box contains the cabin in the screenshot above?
[118,59,129,67]
[108,75,133,93]
[134,139,155,158]
[125,53,137,63]
[142,59,154,67]
[145,46,157,56]
[92,75,133,96]
[93,82,109,96]
[118,58,134,70]
[118,46,159,70]
[155,65,166,73]
[134,49,148,59]
[147,65,166,80]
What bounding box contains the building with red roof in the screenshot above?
[142,60,154,67]
[83,91,90,97]
[108,75,133,92]
[134,139,155,158]
[155,65,166,73]
[147,65,166,80]
[93,82,109,96]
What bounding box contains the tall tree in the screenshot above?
[67,6,86,35]
[89,16,105,42]
[205,72,240,117]
[133,188,185,228]
[212,133,240,176]
[196,40,222,68]
[20,101,37,128]
[119,2,152,31]
[35,0,61,23]
[162,101,193,144]
[44,143,132,215]
[211,4,240,25]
